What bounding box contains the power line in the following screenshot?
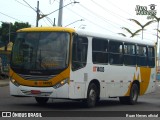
[14,0,30,8]
[56,0,116,30]
[42,18,50,26]
[66,6,151,40]
[64,6,116,34]
[39,10,54,26]
[49,0,56,5]
[77,3,142,34]
[90,0,156,36]
[61,3,151,40]
[46,1,79,17]
[23,0,36,12]
[21,0,53,26]
[106,0,135,18]
[78,4,121,30]
[53,1,122,34]
[21,0,74,26]
[90,0,133,28]
[66,1,153,40]
[90,0,155,34]
[0,11,22,22]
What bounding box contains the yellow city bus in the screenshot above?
[10,27,156,107]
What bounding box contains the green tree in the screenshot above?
[0,22,31,51]
[128,19,155,39]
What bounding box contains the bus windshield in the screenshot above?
[11,32,70,75]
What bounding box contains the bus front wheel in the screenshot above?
[35,97,49,105]
[85,83,98,107]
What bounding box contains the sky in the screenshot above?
[1,0,160,44]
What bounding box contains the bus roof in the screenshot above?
[76,29,156,46]
[17,27,156,46]
[17,27,75,33]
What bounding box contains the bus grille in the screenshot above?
[18,74,56,81]
[21,90,52,96]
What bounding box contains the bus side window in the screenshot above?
[92,38,108,64]
[124,43,136,66]
[148,47,155,67]
[72,35,88,71]
[137,45,147,66]
[109,40,123,65]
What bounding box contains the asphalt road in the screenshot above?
[0,83,160,119]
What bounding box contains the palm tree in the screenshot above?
[157,29,160,33]
[121,27,142,38]
[153,33,160,39]
[117,33,126,37]
[128,19,155,39]
[152,15,160,44]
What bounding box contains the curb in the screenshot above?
[0,79,9,87]
[0,83,9,87]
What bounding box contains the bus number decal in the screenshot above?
[93,66,104,72]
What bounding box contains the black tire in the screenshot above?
[129,83,139,104]
[119,96,128,104]
[119,83,139,105]
[35,97,49,105]
[85,83,98,108]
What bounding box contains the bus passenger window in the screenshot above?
[92,38,108,64]
[124,43,136,66]
[109,41,123,65]
[148,47,155,67]
[72,36,88,71]
[137,45,147,66]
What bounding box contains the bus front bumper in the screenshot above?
[9,81,69,98]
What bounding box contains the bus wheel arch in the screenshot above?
[85,79,100,107]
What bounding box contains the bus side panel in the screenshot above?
[140,67,156,95]
[124,66,156,96]
[69,68,87,99]
[99,65,132,97]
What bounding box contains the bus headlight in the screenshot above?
[53,78,69,89]
[11,79,20,87]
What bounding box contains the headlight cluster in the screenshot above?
[53,78,69,89]
[11,78,20,87]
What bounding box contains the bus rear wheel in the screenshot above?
[35,97,49,105]
[85,83,98,107]
[119,83,139,105]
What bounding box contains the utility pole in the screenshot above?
[58,0,63,26]
[30,0,78,27]
[65,19,84,27]
[53,18,56,26]
[36,1,40,27]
